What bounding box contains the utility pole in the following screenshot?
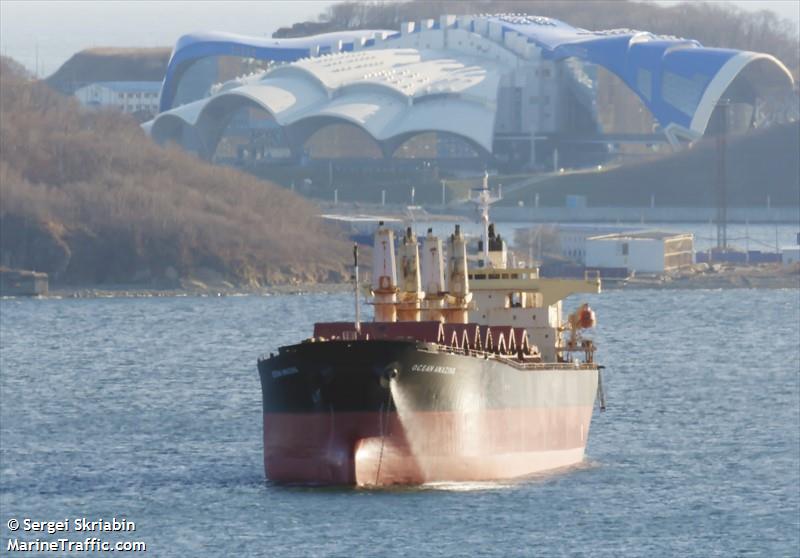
[715,99,730,252]
[528,228,533,266]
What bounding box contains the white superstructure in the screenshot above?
[368,208,600,363]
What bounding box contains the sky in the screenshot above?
[1,0,798,77]
[0,0,335,76]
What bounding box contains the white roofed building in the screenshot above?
[146,14,795,172]
[75,81,161,119]
[585,231,694,273]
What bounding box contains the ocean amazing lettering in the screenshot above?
[411,363,456,375]
[272,366,299,379]
[21,517,135,533]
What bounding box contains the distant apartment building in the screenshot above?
[74,81,162,118]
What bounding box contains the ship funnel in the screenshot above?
[486,223,508,268]
[372,223,398,322]
[397,226,423,321]
[421,228,445,322]
[444,224,471,323]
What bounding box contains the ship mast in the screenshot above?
[353,243,361,333]
[472,170,502,268]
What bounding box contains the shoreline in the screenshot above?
[2,268,796,300]
[614,263,799,290]
[320,202,800,225]
[1,281,352,300]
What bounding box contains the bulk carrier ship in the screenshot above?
[258,175,604,486]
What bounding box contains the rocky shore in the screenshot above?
[45,281,352,299]
[612,263,799,290]
[0,262,782,299]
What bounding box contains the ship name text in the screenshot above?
[272,367,299,379]
[411,363,456,375]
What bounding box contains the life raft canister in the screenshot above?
[578,304,596,329]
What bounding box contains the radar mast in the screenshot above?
[471,170,502,267]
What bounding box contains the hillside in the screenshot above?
[499,122,800,207]
[0,57,351,287]
[46,47,171,95]
[278,1,798,76]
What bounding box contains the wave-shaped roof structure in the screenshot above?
[148,14,794,168]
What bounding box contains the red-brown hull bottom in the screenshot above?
[264,407,594,486]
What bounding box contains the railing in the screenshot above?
[495,355,597,371]
[429,344,596,371]
[260,340,597,371]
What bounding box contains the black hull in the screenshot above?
[258,340,598,485]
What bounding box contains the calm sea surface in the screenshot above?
[1,289,798,557]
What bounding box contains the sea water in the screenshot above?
[1,289,798,556]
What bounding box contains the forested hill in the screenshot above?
[0,57,350,287]
[276,0,799,76]
[500,122,800,208]
[46,48,171,95]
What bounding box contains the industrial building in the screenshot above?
[585,231,694,273]
[556,224,642,264]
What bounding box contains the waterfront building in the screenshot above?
[146,14,795,172]
[585,231,694,273]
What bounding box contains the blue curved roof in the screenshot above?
[158,14,793,140]
[159,29,396,113]
[482,15,746,134]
